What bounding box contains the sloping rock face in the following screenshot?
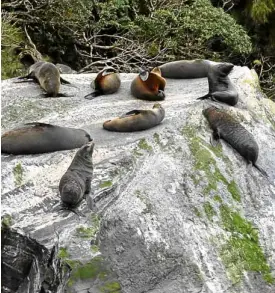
[1,67,275,293]
[1,227,70,293]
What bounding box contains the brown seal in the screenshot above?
[59,141,94,207]
[159,60,210,79]
[84,67,121,99]
[103,103,165,132]
[1,122,92,155]
[130,67,166,101]
[198,63,239,106]
[17,61,71,97]
[203,106,267,176]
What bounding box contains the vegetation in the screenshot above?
[1,0,274,99]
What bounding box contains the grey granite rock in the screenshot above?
[1,67,275,293]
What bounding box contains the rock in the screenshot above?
[1,226,70,293]
[1,67,275,293]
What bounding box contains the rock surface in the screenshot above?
[1,67,275,293]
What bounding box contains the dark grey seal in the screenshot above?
[59,141,95,207]
[203,106,267,177]
[1,122,92,155]
[159,59,210,79]
[198,63,239,106]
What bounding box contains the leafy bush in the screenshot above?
[1,13,25,79]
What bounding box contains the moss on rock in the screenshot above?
[219,205,274,284]
[13,163,24,186]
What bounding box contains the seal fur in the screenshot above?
[198,63,239,106]
[1,122,92,155]
[130,67,166,101]
[17,61,71,97]
[159,60,210,79]
[59,141,94,207]
[203,106,268,176]
[103,103,165,132]
[84,67,121,99]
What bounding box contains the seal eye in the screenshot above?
[139,71,149,81]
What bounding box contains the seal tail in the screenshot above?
[197,93,210,100]
[84,91,101,100]
[253,163,268,178]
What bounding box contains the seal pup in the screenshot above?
[159,59,210,79]
[203,106,268,177]
[198,63,239,106]
[84,67,121,99]
[1,122,92,155]
[131,67,166,101]
[17,61,72,97]
[103,103,165,132]
[59,141,94,207]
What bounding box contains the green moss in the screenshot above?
[220,205,274,284]
[203,202,216,221]
[76,215,100,239]
[193,207,202,217]
[227,181,241,202]
[213,195,222,203]
[13,163,24,186]
[58,247,70,259]
[91,245,99,253]
[100,181,113,188]
[190,174,200,186]
[135,190,153,214]
[100,281,121,293]
[1,215,13,228]
[138,138,153,151]
[153,133,161,145]
[181,125,241,201]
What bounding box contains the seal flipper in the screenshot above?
[210,129,221,147]
[84,90,102,100]
[253,163,268,177]
[197,93,211,100]
[60,77,71,85]
[15,73,38,83]
[120,110,142,118]
[43,93,73,98]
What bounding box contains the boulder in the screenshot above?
[1,67,275,293]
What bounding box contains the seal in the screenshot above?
[59,140,94,207]
[130,67,166,101]
[203,106,268,177]
[84,67,121,99]
[103,103,165,132]
[1,122,92,155]
[197,63,239,106]
[17,61,71,97]
[159,59,210,79]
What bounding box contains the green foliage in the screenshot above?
[131,0,252,57]
[248,0,275,23]
[1,14,25,79]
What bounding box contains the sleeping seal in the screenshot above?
[1,122,92,155]
[130,67,166,101]
[103,103,165,132]
[84,67,121,99]
[159,59,210,79]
